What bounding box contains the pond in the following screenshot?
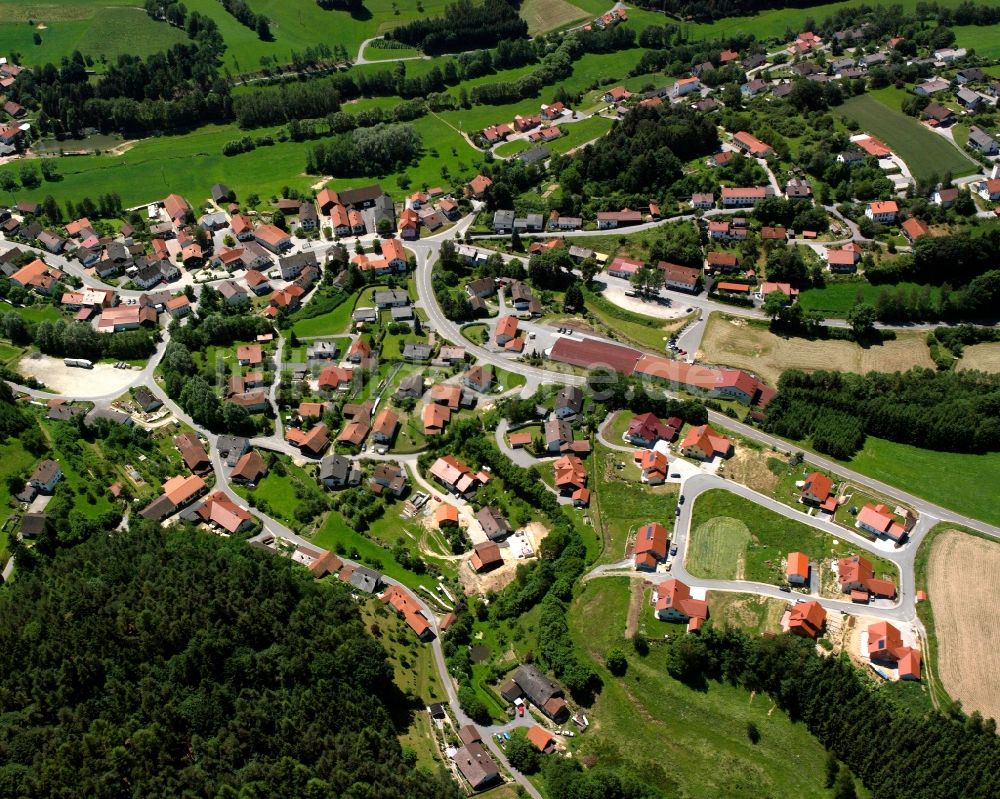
[33,133,128,155]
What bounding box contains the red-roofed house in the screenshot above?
[786,551,810,585]
[856,503,907,541]
[469,175,493,198]
[901,217,930,242]
[495,315,519,346]
[634,449,669,485]
[382,585,434,640]
[787,600,826,638]
[838,555,896,599]
[655,579,709,628]
[680,424,730,461]
[318,365,353,391]
[866,201,898,223]
[800,472,833,506]
[826,247,859,273]
[526,725,556,753]
[868,621,921,679]
[553,454,587,493]
[733,131,773,157]
[254,224,292,253]
[197,491,254,534]
[626,412,679,447]
[634,522,668,571]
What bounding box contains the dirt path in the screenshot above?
[624,578,644,639]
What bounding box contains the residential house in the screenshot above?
[741,78,768,96]
[19,512,47,539]
[626,412,679,447]
[501,664,569,722]
[733,131,773,158]
[453,743,500,791]
[197,491,254,535]
[671,76,701,97]
[140,474,206,522]
[634,522,668,571]
[253,224,291,254]
[527,726,556,754]
[660,261,700,292]
[422,402,451,436]
[319,454,361,488]
[175,432,211,475]
[9,259,63,294]
[231,450,267,485]
[800,471,834,507]
[469,174,493,199]
[554,385,583,418]
[492,209,515,233]
[923,102,955,125]
[495,315,520,347]
[655,579,709,630]
[785,178,812,200]
[470,541,503,572]
[544,418,573,453]
[596,209,642,229]
[914,78,950,96]
[826,247,859,272]
[371,409,399,445]
[707,251,739,272]
[429,455,478,496]
[370,462,407,496]
[868,621,921,679]
[933,187,959,207]
[340,563,383,593]
[866,200,898,223]
[477,506,512,541]
[607,256,643,278]
[786,551,810,585]
[720,186,770,207]
[603,86,632,103]
[691,192,714,209]
[838,555,896,599]
[977,178,1000,201]
[163,193,190,225]
[902,217,930,243]
[680,424,730,460]
[279,250,317,280]
[787,600,826,638]
[286,423,329,457]
[29,459,63,494]
[856,502,907,541]
[553,454,587,494]
[635,449,669,485]
[463,364,492,393]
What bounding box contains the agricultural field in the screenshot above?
[567,578,865,799]
[797,281,940,318]
[927,530,1000,722]
[700,314,935,387]
[519,0,590,35]
[687,516,751,580]
[956,342,1000,373]
[840,92,978,182]
[707,591,787,636]
[0,4,187,69]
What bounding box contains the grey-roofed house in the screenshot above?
[395,373,424,400]
[38,231,66,254]
[506,664,570,722]
[20,512,47,539]
[968,125,999,155]
[307,341,339,360]
[493,210,515,233]
[278,250,318,280]
[956,88,981,110]
[555,385,583,418]
[390,305,413,321]
[319,454,361,488]
[373,193,396,230]
[211,183,231,203]
[353,307,378,323]
[217,435,251,466]
[477,506,512,541]
[403,342,433,362]
[133,386,162,413]
[47,403,84,422]
[374,289,410,308]
[519,145,549,164]
[343,564,382,593]
[453,743,500,791]
[85,407,133,428]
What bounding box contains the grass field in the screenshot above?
[567,578,866,799]
[798,281,941,318]
[845,436,1000,527]
[519,0,590,34]
[0,111,480,210]
[688,489,897,587]
[700,314,935,386]
[707,591,787,636]
[927,530,1000,721]
[0,5,188,69]
[841,92,978,182]
[687,516,751,580]
[956,342,1000,373]
[592,444,678,563]
[494,116,613,159]
[952,23,1000,58]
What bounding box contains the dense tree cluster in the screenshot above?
[550,105,719,215]
[306,123,421,177]
[663,626,1000,799]
[233,79,343,128]
[764,367,1000,458]
[0,311,156,363]
[0,524,461,799]
[219,0,272,40]
[384,0,527,54]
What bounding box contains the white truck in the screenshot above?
[63,358,93,369]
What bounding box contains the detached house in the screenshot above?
[634,522,668,571]
[865,200,898,223]
[787,600,826,638]
[655,579,709,630]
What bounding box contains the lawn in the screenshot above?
[461,323,489,345]
[233,459,326,532]
[0,341,24,368]
[592,443,677,563]
[8,304,65,324]
[0,438,39,527]
[845,436,1000,527]
[567,578,866,799]
[687,516,751,580]
[841,92,978,182]
[797,281,940,318]
[576,288,690,354]
[0,5,187,70]
[287,293,357,338]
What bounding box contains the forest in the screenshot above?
[0,523,461,799]
[763,368,1000,458]
[663,627,1000,799]
[384,0,528,54]
[306,124,422,178]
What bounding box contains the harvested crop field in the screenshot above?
[520,0,590,34]
[700,315,935,386]
[927,531,1000,722]
[957,343,1000,373]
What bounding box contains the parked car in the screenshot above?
[518,705,524,717]
[670,544,678,556]
[780,586,791,592]
[678,495,685,504]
